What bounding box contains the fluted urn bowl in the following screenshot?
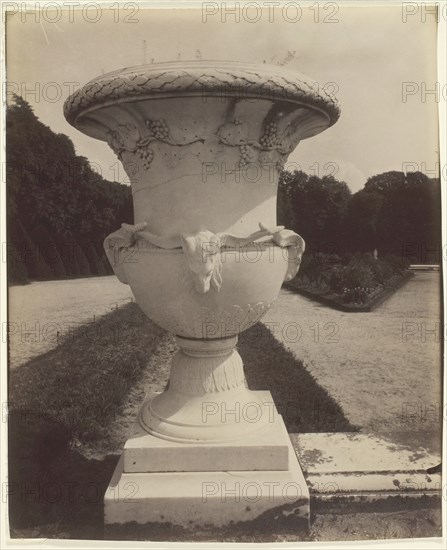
[64,61,340,441]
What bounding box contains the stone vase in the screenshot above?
[64,60,339,530]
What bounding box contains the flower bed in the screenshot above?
[285,252,412,311]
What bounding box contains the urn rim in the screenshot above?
[63,59,340,129]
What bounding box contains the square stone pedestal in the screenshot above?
[104,391,309,533]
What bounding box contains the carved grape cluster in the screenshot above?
[145,119,169,140]
[276,157,286,171]
[137,146,154,170]
[260,121,280,148]
[239,144,255,167]
[107,129,125,156]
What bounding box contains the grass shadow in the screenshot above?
[9,303,166,441]
[8,410,118,539]
[239,323,358,433]
[8,305,356,539]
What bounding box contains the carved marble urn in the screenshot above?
[64,61,339,444]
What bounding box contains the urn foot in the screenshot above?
[139,335,274,443]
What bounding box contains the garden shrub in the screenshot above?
[340,253,355,266]
[342,286,374,304]
[342,261,375,290]
[371,259,394,284]
[382,254,410,274]
[327,261,373,292]
[328,265,346,293]
[297,252,337,287]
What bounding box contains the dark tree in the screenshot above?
[278,167,440,263]
[6,95,133,284]
[277,170,351,256]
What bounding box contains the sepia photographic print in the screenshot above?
[1,0,446,547]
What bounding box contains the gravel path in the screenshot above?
[8,276,133,368]
[261,272,442,450]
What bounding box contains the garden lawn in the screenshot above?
[8,302,355,539]
[262,272,442,453]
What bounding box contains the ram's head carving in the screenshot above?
[180,231,223,294]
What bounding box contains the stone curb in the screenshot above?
[291,432,442,509]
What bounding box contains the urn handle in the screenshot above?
[103,224,142,284]
[103,222,183,284]
[104,221,305,290]
[270,230,305,282]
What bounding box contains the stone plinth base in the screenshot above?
[104,391,309,532]
[123,408,289,473]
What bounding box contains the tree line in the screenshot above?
[7,96,133,284]
[277,169,441,264]
[6,96,441,285]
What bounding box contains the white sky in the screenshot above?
[5,2,440,192]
